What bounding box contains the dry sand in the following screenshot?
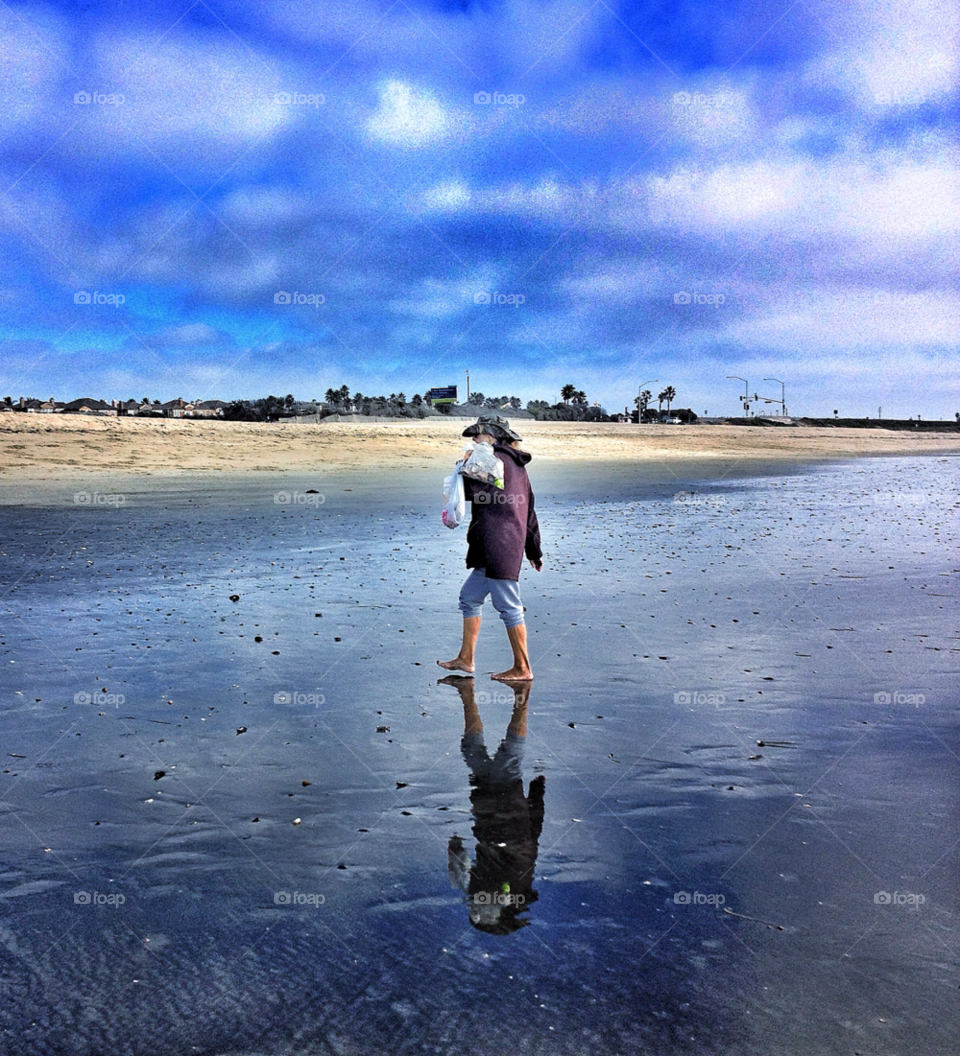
[2,414,959,480]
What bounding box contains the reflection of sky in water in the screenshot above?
[0,456,957,1054]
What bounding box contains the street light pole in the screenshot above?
[465,370,470,403]
[763,377,786,416]
[727,375,748,416]
[637,379,659,424]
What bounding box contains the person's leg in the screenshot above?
[506,682,530,735]
[438,569,487,673]
[493,623,533,681]
[487,578,534,681]
[436,673,484,735]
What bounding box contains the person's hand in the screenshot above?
[530,559,543,572]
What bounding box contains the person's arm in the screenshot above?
[527,774,545,844]
[524,484,543,571]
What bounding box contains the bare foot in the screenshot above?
[437,657,475,674]
[437,674,475,687]
[491,666,533,682]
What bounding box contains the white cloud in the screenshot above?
[150,323,233,347]
[419,180,471,212]
[93,30,289,154]
[366,80,454,148]
[727,288,960,352]
[0,12,69,138]
[806,0,959,107]
[643,152,960,245]
[646,161,802,228]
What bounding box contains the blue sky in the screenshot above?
[0,0,957,416]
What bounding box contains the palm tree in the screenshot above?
[662,386,676,416]
[634,389,652,423]
[656,389,667,417]
[560,383,577,405]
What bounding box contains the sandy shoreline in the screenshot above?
[2,414,959,481]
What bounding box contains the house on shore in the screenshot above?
[62,398,117,416]
[159,397,194,418]
[187,399,227,418]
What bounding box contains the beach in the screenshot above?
[1,428,957,1055]
[2,415,960,486]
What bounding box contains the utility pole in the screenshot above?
[727,376,749,416]
[637,379,659,424]
[763,377,786,416]
[465,370,470,403]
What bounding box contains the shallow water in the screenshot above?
[1,455,957,1055]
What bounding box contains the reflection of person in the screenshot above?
[438,414,543,681]
[440,676,545,934]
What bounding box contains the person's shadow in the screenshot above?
[438,676,545,935]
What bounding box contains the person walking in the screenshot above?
[438,414,543,681]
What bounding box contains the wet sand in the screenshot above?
[0,454,957,1055]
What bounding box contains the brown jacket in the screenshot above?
[463,443,542,581]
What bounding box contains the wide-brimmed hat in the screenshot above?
[462,413,522,443]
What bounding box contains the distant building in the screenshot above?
[187,399,227,418]
[160,397,195,418]
[62,398,116,416]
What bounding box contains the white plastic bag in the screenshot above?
[461,442,504,489]
[441,461,466,529]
